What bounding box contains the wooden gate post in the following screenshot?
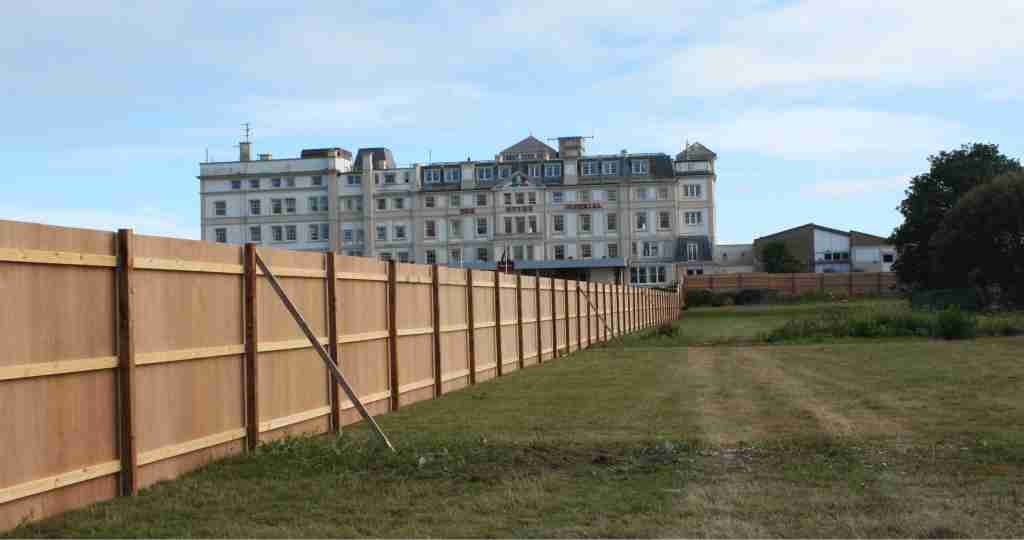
[431,264,443,397]
[387,260,399,411]
[116,229,138,496]
[243,242,260,453]
[466,268,476,383]
[325,253,341,433]
[494,270,503,376]
[516,274,525,369]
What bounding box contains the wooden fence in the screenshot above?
[0,219,681,530]
[685,271,899,296]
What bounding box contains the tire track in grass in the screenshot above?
[686,347,779,445]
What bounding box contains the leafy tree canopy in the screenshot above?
[891,143,1021,288]
[760,241,803,273]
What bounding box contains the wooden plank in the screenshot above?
[338,330,389,344]
[335,271,388,282]
[135,344,244,366]
[243,243,259,452]
[398,377,435,395]
[116,229,138,497]
[516,274,525,369]
[258,406,332,433]
[134,257,242,275]
[0,355,119,381]
[441,368,471,383]
[431,265,443,397]
[396,327,434,337]
[256,266,326,279]
[387,260,399,411]
[326,253,341,434]
[466,268,476,384]
[339,389,391,411]
[0,460,121,506]
[493,270,503,376]
[0,246,117,268]
[138,428,246,466]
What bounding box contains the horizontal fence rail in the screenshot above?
[0,218,682,530]
[685,271,899,296]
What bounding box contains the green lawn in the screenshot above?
[7,303,1024,538]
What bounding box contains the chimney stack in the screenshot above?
[239,141,252,162]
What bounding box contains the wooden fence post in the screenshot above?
[116,229,138,496]
[791,273,797,295]
[387,260,400,411]
[603,283,609,341]
[709,274,714,291]
[563,279,570,354]
[550,278,558,358]
[585,281,592,347]
[576,282,582,351]
[431,264,442,397]
[878,272,883,294]
[534,270,542,364]
[325,253,341,433]
[466,268,476,383]
[494,270,503,376]
[849,272,854,296]
[516,274,524,369]
[820,272,825,292]
[243,243,259,453]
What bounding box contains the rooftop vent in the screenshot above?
[258,153,272,160]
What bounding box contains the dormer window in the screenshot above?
[477,167,494,180]
[601,161,619,175]
[544,163,562,178]
[444,168,461,182]
[631,160,649,175]
[424,169,442,183]
[499,166,512,178]
[582,161,598,176]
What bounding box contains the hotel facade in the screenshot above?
[199,136,718,286]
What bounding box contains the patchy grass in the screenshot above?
[7,306,1024,537]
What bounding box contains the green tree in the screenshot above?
[760,241,803,273]
[930,171,1024,306]
[891,143,1021,288]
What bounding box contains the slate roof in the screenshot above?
[498,135,557,158]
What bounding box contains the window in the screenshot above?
[249,199,261,215]
[312,175,323,186]
[580,244,592,258]
[686,268,704,276]
[309,196,327,212]
[376,198,387,211]
[346,250,363,257]
[635,212,648,231]
[635,188,650,200]
[476,218,488,236]
[376,225,387,241]
[553,214,565,233]
[601,161,619,175]
[582,161,598,176]
[286,178,295,188]
[272,226,283,242]
[271,199,283,215]
[309,224,320,241]
[579,190,591,202]
[642,242,660,257]
[657,266,667,283]
[503,193,512,205]
[398,251,410,263]
[499,166,511,178]
[424,169,442,183]
[544,163,562,177]
[384,173,396,185]
[214,228,227,243]
[286,198,297,214]
[658,211,671,230]
[424,220,436,238]
[347,175,361,185]
[231,180,241,190]
[394,225,406,240]
[426,250,437,264]
[450,249,462,264]
[476,247,489,262]
[343,229,354,243]
[527,192,537,205]
[607,243,618,258]
[425,195,436,208]
[515,192,525,205]
[374,174,380,185]
[504,217,513,234]
[379,252,392,261]
[528,164,541,177]
[552,191,564,204]
[631,160,649,175]
[476,193,487,207]
[449,219,462,238]
[684,211,702,225]
[356,229,365,242]
[271,178,281,188]
[403,171,410,183]
[249,226,261,242]
[449,194,461,207]
[526,245,536,260]
[607,189,618,202]
[657,186,670,200]
[607,213,618,231]
[515,216,526,234]
[579,213,592,233]
[445,168,461,182]
[513,245,524,260]
[214,201,226,216]
[883,253,895,263]
[393,197,404,210]
[477,167,494,180]
[285,225,297,242]
[687,242,699,260]
[554,245,565,260]
[249,179,260,189]
[528,216,538,234]
[683,184,702,198]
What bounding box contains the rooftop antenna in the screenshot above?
[242,122,253,143]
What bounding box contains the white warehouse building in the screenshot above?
[199,136,719,286]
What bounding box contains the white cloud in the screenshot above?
[800,176,908,198]
[0,206,197,239]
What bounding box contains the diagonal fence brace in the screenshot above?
[577,285,615,337]
[254,251,395,452]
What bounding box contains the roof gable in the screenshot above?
[498,136,557,159]
[676,141,717,161]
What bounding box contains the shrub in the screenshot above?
[686,289,714,307]
[654,322,679,338]
[911,288,982,311]
[711,292,735,307]
[734,289,779,306]
[934,307,978,340]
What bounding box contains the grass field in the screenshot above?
[7,303,1024,537]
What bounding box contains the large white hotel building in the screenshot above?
[199,136,717,286]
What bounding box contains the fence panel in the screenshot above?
[335,256,390,425]
[394,263,435,407]
[521,276,540,366]
[497,272,519,374]
[686,271,898,297]
[472,270,498,381]
[437,266,470,393]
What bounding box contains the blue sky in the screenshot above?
[2,1,1021,243]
